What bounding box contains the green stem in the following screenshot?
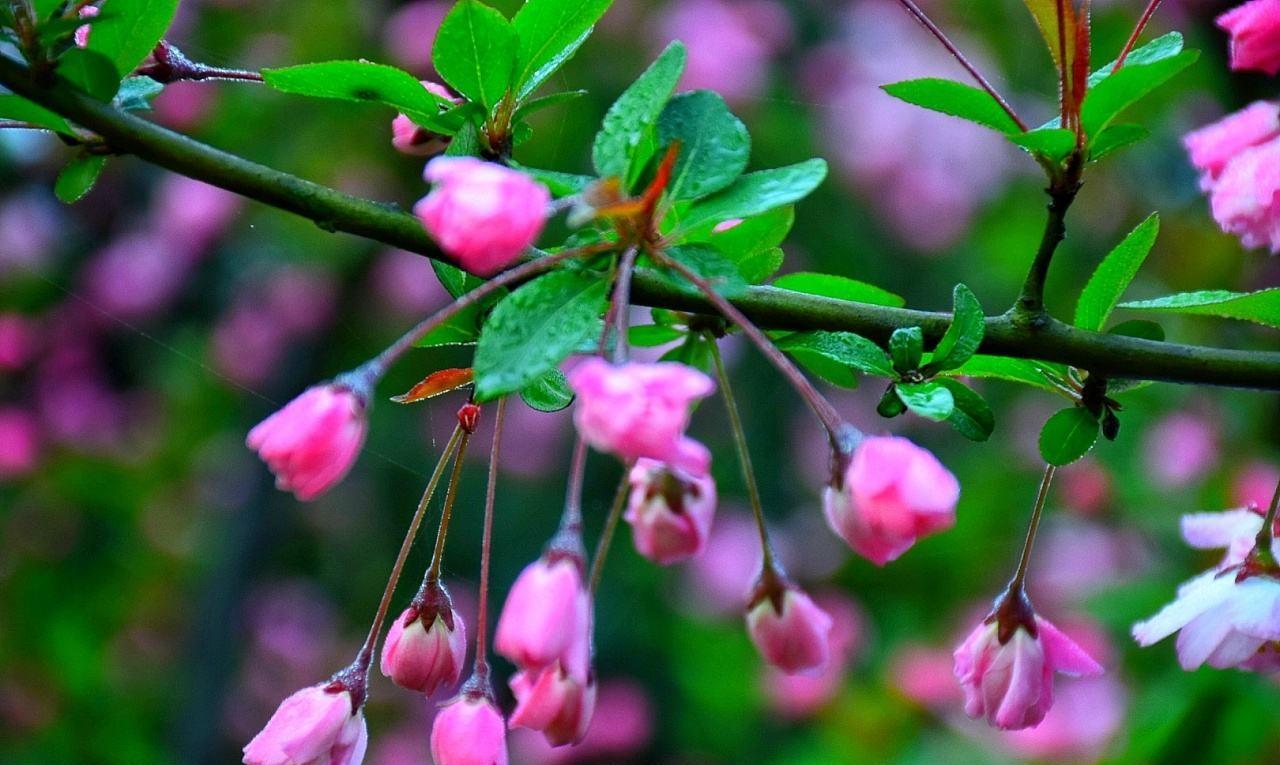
[709,337,776,572]
[423,427,472,586]
[588,471,631,596]
[2,53,1279,389]
[472,398,506,682]
[1008,464,1056,593]
[1015,175,1080,321]
[1253,476,1280,555]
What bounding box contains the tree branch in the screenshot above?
[2,54,1278,391]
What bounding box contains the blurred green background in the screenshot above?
[1,0,1278,763]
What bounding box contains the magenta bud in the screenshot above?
[242,684,367,765]
[509,663,598,747]
[380,601,467,696]
[746,584,833,675]
[246,383,367,501]
[495,556,589,671]
[625,458,717,565]
[430,693,508,765]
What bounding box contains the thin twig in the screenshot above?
[424,427,472,585]
[1112,0,1165,72]
[588,471,631,596]
[1009,464,1056,592]
[472,397,506,680]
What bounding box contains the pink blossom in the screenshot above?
[511,679,652,765]
[763,592,864,717]
[414,157,550,276]
[625,459,717,564]
[1208,138,1280,253]
[392,82,456,156]
[954,616,1103,730]
[494,556,589,671]
[682,510,767,614]
[1184,102,1280,189]
[999,674,1127,760]
[567,358,714,475]
[242,685,367,765]
[823,435,959,565]
[379,602,466,696]
[82,232,196,322]
[383,1,449,73]
[246,384,367,501]
[1181,506,1279,568]
[1234,461,1280,509]
[1133,566,1280,672]
[0,408,40,479]
[0,313,37,371]
[746,585,833,675]
[509,663,597,747]
[1057,459,1112,516]
[1142,412,1220,487]
[1219,0,1280,75]
[652,0,792,105]
[890,644,961,708]
[430,694,508,765]
[74,5,98,48]
[150,174,242,255]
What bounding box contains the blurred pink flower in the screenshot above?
[763,592,865,717]
[151,174,243,257]
[0,313,37,372]
[1207,138,1280,253]
[1218,0,1280,75]
[1032,521,1147,607]
[367,249,452,317]
[247,383,368,501]
[999,674,1127,760]
[383,1,450,73]
[1142,411,1219,487]
[153,82,217,130]
[82,232,195,322]
[1233,461,1280,509]
[391,82,457,156]
[212,304,289,387]
[746,585,833,675]
[0,408,40,479]
[1057,459,1112,516]
[681,509,766,614]
[890,644,961,708]
[1184,101,1280,189]
[510,680,653,764]
[651,0,792,104]
[263,267,339,336]
[625,458,717,565]
[0,192,61,275]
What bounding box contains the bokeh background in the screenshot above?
[2,0,1279,763]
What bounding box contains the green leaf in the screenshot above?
[1074,213,1159,331]
[895,381,955,422]
[889,327,923,374]
[1089,32,1184,86]
[775,331,894,376]
[925,284,984,373]
[936,379,994,441]
[511,0,612,99]
[433,0,518,111]
[432,260,483,299]
[263,61,452,127]
[791,349,859,389]
[0,94,71,133]
[513,89,587,121]
[445,120,482,157]
[772,272,905,308]
[943,355,1069,393]
[57,48,120,101]
[629,324,684,347]
[416,306,483,347]
[592,42,685,180]
[657,90,750,201]
[881,78,1021,134]
[519,368,575,412]
[1118,289,1280,329]
[685,205,793,250]
[85,0,178,76]
[1089,124,1149,161]
[1108,319,1164,341]
[1080,50,1198,138]
[1039,407,1100,465]
[54,154,107,203]
[473,270,607,400]
[876,385,907,417]
[651,244,748,298]
[660,333,714,372]
[735,247,784,285]
[676,159,828,231]
[112,75,164,111]
[1007,127,1076,163]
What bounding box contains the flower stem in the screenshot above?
[891,0,1028,132]
[1253,475,1280,554]
[472,397,506,683]
[424,426,473,586]
[654,251,845,444]
[709,337,776,572]
[610,246,640,364]
[1112,0,1165,72]
[1009,464,1056,593]
[561,436,589,535]
[352,428,467,680]
[589,471,632,596]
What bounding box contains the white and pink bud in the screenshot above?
[391,81,458,157]
[823,435,959,566]
[494,554,590,671]
[246,381,368,501]
[430,692,509,765]
[414,157,550,276]
[509,662,598,747]
[625,459,717,565]
[242,684,368,765]
[380,586,467,696]
[745,578,833,675]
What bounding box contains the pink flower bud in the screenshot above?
[1207,137,1280,253]
[954,616,1103,730]
[495,557,589,670]
[430,694,508,765]
[379,601,467,696]
[414,157,550,276]
[567,359,715,475]
[242,685,368,765]
[509,663,598,747]
[625,459,717,565]
[746,585,833,675]
[1218,0,1280,75]
[391,82,457,157]
[246,383,367,501]
[1184,102,1280,189]
[823,436,959,565]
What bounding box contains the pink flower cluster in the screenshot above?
[1185,101,1280,253]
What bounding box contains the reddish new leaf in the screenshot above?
[391,368,474,404]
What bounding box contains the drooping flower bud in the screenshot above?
[380,584,467,695]
[246,382,368,501]
[242,684,368,765]
[494,555,589,670]
[625,458,717,564]
[823,435,959,566]
[1184,101,1280,189]
[430,693,509,765]
[391,81,458,157]
[509,662,598,747]
[1207,138,1280,254]
[414,157,550,276]
[1218,0,1280,76]
[745,577,833,675]
[954,597,1103,731]
[567,359,714,476]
